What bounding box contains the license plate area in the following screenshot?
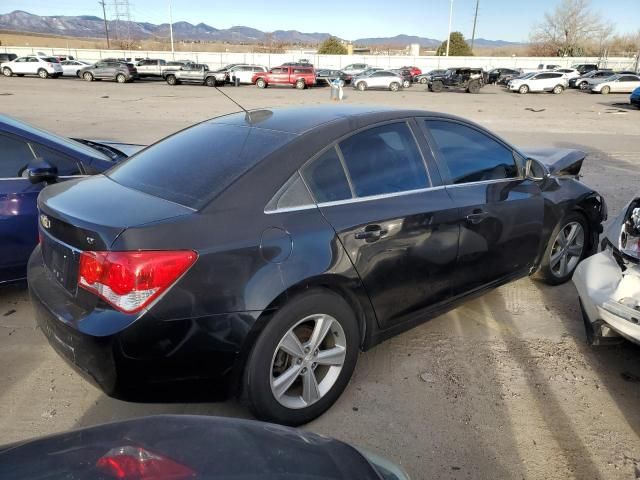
[41,233,80,294]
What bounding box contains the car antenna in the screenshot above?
[212,86,273,125]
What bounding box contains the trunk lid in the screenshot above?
[38,175,193,294]
[520,147,585,177]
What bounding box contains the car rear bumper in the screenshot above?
[28,246,252,399]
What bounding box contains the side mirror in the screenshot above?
[28,160,58,185]
[525,158,549,182]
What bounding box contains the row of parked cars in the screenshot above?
[2,53,639,98]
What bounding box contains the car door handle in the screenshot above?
[355,226,388,241]
[466,210,489,224]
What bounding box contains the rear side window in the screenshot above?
[301,146,352,203]
[339,122,429,197]
[107,123,295,209]
[265,172,314,211]
[425,120,518,184]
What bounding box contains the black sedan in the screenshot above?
[315,69,351,85]
[486,68,520,84]
[0,415,409,479]
[28,106,605,426]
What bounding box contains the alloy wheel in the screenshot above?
[550,221,584,278]
[270,314,346,410]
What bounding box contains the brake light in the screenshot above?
[78,250,197,313]
[96,446,196,480]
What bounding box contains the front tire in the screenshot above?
[537,212,589,285]
[419,77,427,84]
[243,289,359,426]
[83,72,94,82]
[467,80,481,94]
[37,68,49,79]
[578,81,588,90]
[256,78,267,88]
[402,79,410,88]
[600,85,610,95]
[165,74,177,86]
[205,76,216,87]
[518,84,529,94]
[431,80,443,92]
[357,81,367,91]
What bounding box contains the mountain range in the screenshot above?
[0,10,522,48]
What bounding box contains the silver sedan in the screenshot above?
[352,70,404,92]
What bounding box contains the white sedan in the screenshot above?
[590,74,640,94]
[508,71,567,94]
[60,60,92,77]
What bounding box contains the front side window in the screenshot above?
[425,120,519,185]
[0,134,34,178]
[339,122,429,198]
[301,146,352,203]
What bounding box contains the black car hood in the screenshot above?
[0,415,382,480]
[519,147,586,176]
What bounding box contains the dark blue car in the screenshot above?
[0,115,143,284]
[631,86,640,108]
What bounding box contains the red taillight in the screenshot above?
[96,446,196,480]
[78,250,197,313]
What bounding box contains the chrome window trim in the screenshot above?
[445,177,523,189]
[0,175,88,181]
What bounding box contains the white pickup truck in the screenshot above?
[135,59,180,78]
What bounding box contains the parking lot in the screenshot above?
[2,76,640,479]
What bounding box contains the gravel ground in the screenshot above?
[1,76,640,479]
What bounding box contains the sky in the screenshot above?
[2,0,638,42]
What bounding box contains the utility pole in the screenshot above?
[169,1,175,59]
[446,0,453,56]
[471,0,479,51]
[99,1,110,48]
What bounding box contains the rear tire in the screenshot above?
[2,67,12,77]
[467,80,481,94]
[389,82,400,91]
[37,68,49,79]
[256,78,267,88]
[242,289,359,426]
[83,72,94,82]
[205,76,216,87]
[552,84,564,94]
[537,212,589,285]
[165,75,177,86]
[431,80,443,92]
[578,81,588,90]
[116,73,126,83]
[419,77,427,84]
[295,79,306,89]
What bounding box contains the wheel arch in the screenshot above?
[229,274,377,397]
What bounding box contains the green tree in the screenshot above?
[436,31,473,56]
[317,36,347,55]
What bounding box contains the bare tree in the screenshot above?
[530,0,612,56]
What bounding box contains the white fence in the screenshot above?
[2,45,638,71]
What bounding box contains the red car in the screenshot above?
[402,66,422,78]
[252,66,316,89]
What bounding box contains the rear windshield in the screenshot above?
[106,122,295,209]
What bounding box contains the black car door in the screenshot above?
[302,120,460,329]
[421,118,544,295]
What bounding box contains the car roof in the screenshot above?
[206,105,456,135]
[0,114,110,162]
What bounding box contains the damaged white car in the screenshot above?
[573,198,640,345]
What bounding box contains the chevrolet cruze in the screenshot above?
[28,106,605,425]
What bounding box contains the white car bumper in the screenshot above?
[573,249,640,344]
